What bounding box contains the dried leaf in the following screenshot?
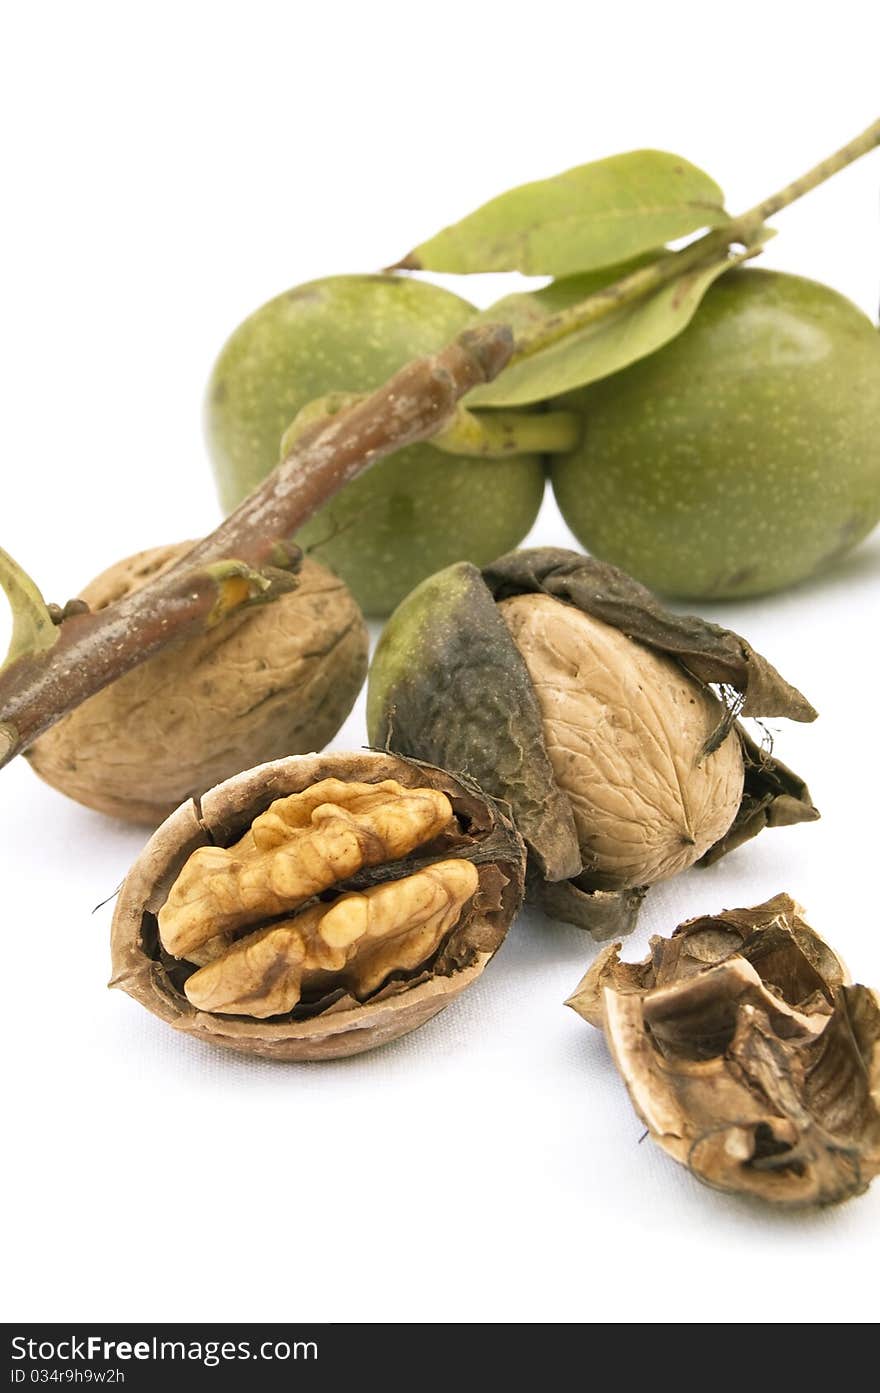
[395,150,727,277]
[568,895,880,1206]
[699,726,819,865]
[534,878,646,943]
[483,548,817,726]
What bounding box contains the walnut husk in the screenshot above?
[110,750,525,1060]
[568,894,880,1207]
[368,547,818,938]
[27,544,369,824]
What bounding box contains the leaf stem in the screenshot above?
[433,406,582,456]
[283,390,581,459]
[740,116,880,228]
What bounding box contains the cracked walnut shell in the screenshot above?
[567,894,880,1207]
[26,543,369,824]
[110,750,525,1059]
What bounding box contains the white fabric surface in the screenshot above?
[1,1,878,1325]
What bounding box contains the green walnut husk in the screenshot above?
[204,274,544,615]
[550,269,880,599]
[367,547,818,937]
[567,894,880,1207]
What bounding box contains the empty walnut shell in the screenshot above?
[567,894,880,1207]
[110,750,525,1060]
[27,543,369,824]
[368,546,818,939]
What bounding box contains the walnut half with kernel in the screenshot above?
[110,751,525,1060]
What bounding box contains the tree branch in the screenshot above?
[2,117,878,774]
[0,323,513,768]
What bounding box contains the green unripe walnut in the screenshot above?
[205,274,545,615]
[551,269,880,599]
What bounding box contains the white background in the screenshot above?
[2,1,879,1326]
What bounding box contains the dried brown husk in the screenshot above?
[110,750,525,1060]
[27,544,369,824]
[567,894,880,1207]
[367,547,818,938]
[482,548,817,736]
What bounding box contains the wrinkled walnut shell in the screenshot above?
[111,750,525,1060]
[497,592,746,888]
[27,543,369,824]
[568,894,880,1207]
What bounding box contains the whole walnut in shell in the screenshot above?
[110,750,525,1060]
[498,593,745,889]
[368,547,818,937]
[26,543,368,824]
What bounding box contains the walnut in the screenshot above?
[567,894,880,1207]
[159,779,454,960]
[368,546,818,938]
[184,860,479,1016]
[26,543,368,824]
[110,750,525,1060]
[498,593,744,889]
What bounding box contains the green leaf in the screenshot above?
[466,244,763,408]
[0,546,59,670]
[395,151,727,277]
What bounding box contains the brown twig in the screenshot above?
[0,324,513,767]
